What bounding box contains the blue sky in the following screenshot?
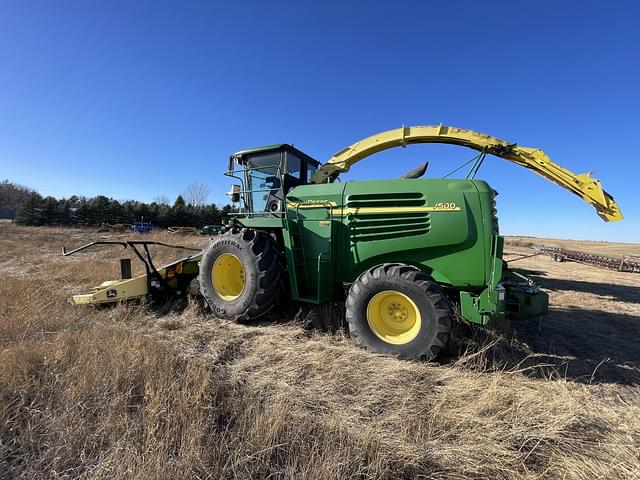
[0,0,638,241]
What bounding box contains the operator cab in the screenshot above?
[226,144,319,215]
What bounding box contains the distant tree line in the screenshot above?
[0,180,232,228]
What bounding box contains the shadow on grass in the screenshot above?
[452,304,640,386]
[511,306,640,385]
[511,267,639,304]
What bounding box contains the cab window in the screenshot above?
[286,152,302,179]
[307,161,318,182]
[246,152,282,212]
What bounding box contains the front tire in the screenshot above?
[345,263,451,360]
[199,228,283,322]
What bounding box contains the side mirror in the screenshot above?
[227,184,241,203]
[228,155,244,173]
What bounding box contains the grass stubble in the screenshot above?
[1,224,639,479]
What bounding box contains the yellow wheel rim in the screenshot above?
[366,290,421,345]
[212,253,245,301]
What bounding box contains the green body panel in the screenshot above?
[285,179,496,297]
[286,182,346,302]
[341,179,492,287]
[459,288,506,325]
[237,217,284,229]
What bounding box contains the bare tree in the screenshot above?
[153,195,170,205]
[0,180,33,219]
[182,183,211,206]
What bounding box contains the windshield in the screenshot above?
[246,152,283,212]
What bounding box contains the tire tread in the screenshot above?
[345,263,452,360]
[199,228,283,322]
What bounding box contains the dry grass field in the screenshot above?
[508,235,640,258]
[1,224,639,479]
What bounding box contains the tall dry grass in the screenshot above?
[1,224,639,479]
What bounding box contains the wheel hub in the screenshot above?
[212,253,245,301]
[388,302,408,321]
[366,290,421,345]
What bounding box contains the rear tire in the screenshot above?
[199,228,283,322]
[345,263,451,360]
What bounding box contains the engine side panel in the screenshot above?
[287,179,495,302]
[339,179,489,288]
